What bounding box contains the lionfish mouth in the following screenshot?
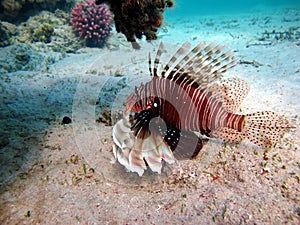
[111,41,292,176]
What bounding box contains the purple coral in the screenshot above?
[71,0,113,47]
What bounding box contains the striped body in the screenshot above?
[129,76,245,137]
[113,41,292,176]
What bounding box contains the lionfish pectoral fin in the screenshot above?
[163,126,204,160]
[112,117,175,176]
[112,118,133,150]
[161,143,176,164]
[128,148,147,176]
[173,130,205,160]
[139,134,163,173]
[113,144,147,176]
[142,133,175,174]
[244,111,293,148]
[113,144,129,167]
[113,119,146,176]
[208,77,250,113]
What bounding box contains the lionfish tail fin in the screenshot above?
[112,118,175,176]
[211,127,245,144]
[244,111,293,148]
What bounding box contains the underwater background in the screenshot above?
[168,0,300,16]
[0,0,300,224]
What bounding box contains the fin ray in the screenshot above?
[244,111,292,148]
[211,111,293,148]
[150,42,238,90]
[208,77,250,113]
[112,117,175,176]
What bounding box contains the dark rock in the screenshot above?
[62,116,72,124]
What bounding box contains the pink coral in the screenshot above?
[70,0,113,47]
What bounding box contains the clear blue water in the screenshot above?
[166,0,300,16]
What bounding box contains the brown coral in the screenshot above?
[96,0,174,48]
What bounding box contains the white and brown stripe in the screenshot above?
[113,41,292,175]
[130,75,245,137]
[127,42,244,138]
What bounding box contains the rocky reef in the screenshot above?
[0,0,84,52]
[0,21,18,47]
[0,9,83,74]
[0,10,84,53]
[1,0,175,50]
[0,0,75,22]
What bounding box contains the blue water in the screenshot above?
[166,0,300,16]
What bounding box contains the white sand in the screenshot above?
[0,7,299,224]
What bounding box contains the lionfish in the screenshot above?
[112,41,291,176]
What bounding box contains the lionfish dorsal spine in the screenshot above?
[160,42,191,78]
[152,42,165,77]
[164,41,206,79]
[158,42,237,92]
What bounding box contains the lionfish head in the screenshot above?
[124,85,155,115]
[124,92,137,115]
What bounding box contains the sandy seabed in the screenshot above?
[0,7,300,225]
